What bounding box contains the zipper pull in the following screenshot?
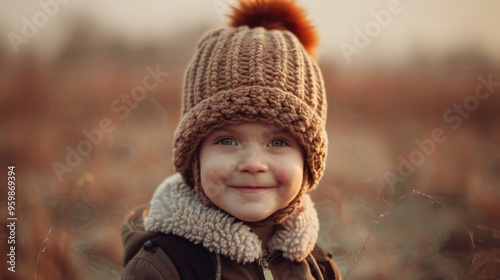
[258,257,275,280]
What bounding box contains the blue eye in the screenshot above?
[217,138,237,146]
[268,139,287,147]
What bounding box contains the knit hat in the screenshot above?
[173,0,328,223]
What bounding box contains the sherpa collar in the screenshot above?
[144,173,319,264]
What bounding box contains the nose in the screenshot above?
[236,146,268,174]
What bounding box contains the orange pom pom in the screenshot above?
[229,0,318,57]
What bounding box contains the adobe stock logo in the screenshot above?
[384,73,499,189]
[51,65,169,182]
[212,0,238,22]
[7,0,72,53]
[340,0,404,64]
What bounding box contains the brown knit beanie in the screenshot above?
[173,0,328,224]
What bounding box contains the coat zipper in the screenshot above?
[258,257,275,280]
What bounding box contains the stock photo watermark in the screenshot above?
[51,65,169,182]
[213,0,238,22]
[6,166,17,273]
[340,0,404,64]
[384,73,500,189]
[7,0,72,53]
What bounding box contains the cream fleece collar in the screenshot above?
[144,173,319,264]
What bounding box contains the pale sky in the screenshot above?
[1,0,500,66]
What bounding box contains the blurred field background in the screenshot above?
[0,0,499,279]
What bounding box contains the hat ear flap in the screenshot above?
[190,152,213,206]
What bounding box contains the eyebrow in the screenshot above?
[211,127,236,134]
[212,127,293,139]
[213,127,277,133]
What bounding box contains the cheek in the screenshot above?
[277,165,303,187]
[277,168,287,181]
[200,162,233,197]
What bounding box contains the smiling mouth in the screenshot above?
[230,186,274,193]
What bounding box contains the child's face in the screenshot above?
[199,122,304,222]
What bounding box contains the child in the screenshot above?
[121,0,341,279]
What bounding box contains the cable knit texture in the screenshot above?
[144,173,319,264]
